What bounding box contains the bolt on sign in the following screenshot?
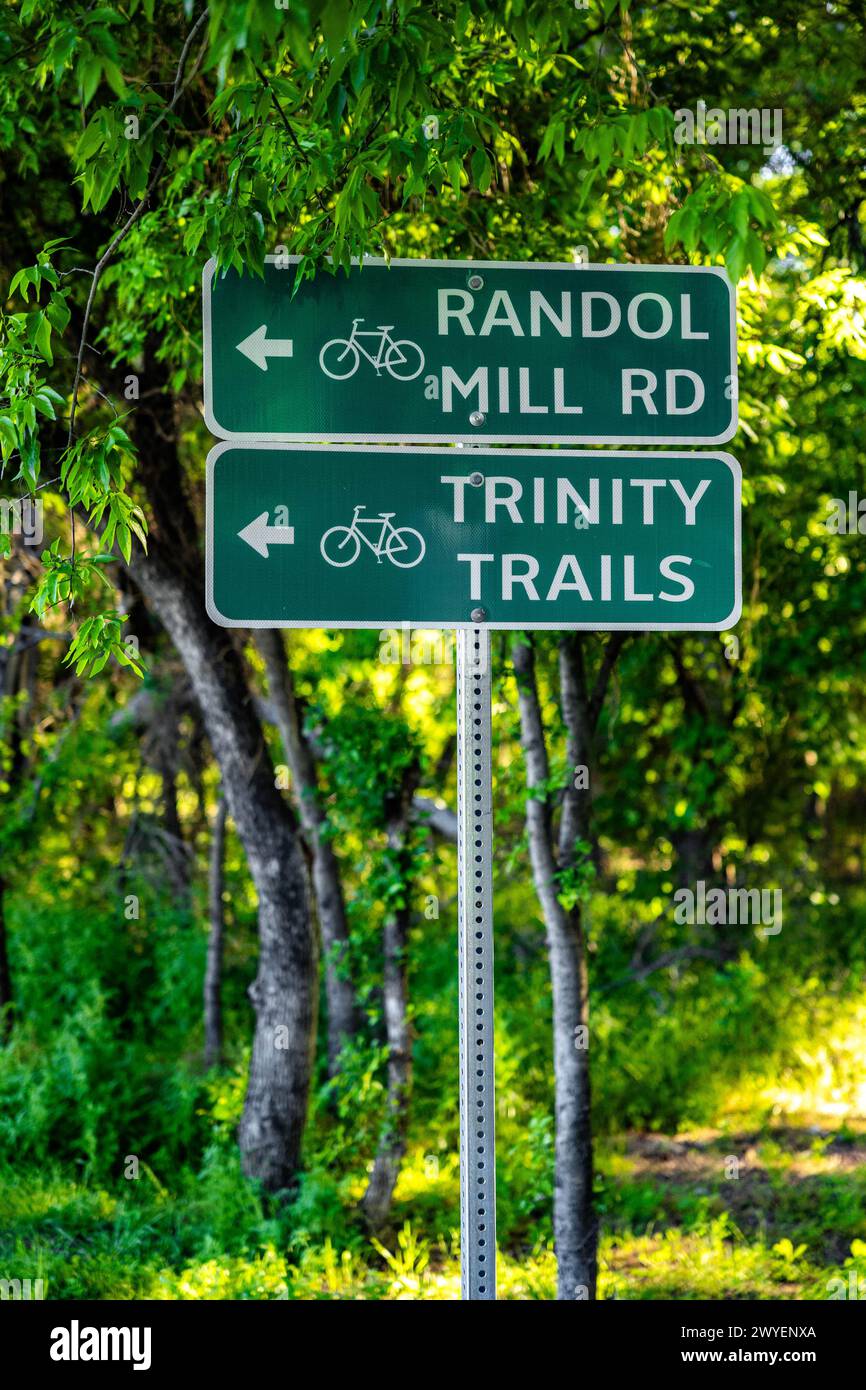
[206,444,741,631]
[202,258,737,445]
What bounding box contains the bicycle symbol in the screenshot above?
[320,506,426,569]
[318,319,425,382]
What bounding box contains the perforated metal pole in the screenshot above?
[456,624,496,1300]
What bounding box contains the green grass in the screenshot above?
[3,1116,864,1300]
[2,888,865,1300]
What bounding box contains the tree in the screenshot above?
[512,632,625,1298]
[257,629,359,1076]
[204,792,228,1068]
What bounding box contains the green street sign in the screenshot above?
[206,445,741,631]
[203,258,737,446]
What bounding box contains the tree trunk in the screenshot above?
[360,898,412,1228]
[127,371,316,1192]
[256,630,358,1074]
[546,904,595,1298]
[361,759,419,1228]
[154,708,192,906]
[553,635,600,1299]
[204,795,227,1068]
[512,633,624,1300]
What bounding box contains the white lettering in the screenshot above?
[485,477,523,523]
[503,554,540,600]
[582,291,620,337]
[659,555,695,601]
[519,366,547,413]
[457,553,495,600]
[440,475,470,522]
[624,556,653,600]
[438,289,474,335]
[480,290,523,336]
[553,367,583,414]
[442,366,488,413]
[627,292,672,339]
[669,478,711,525]
[545,555,592,602]
[681,293,709,339]
[530,290,571,337]
[622,369,658,415]
[666,369,705,414]
[557,477,598,525]
[630,478,665,524]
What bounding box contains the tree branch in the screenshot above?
[588,633,628,732]
[512,634,561,893]
[558,634,591,864]
[600,944,725,995]
[65,7,209,576]
[667,636,711,721]
[253,61,330,215]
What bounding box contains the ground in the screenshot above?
[3,1107,864,1301]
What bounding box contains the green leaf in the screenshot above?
[725,234,748,285]
[746,229,766,277]
[321,0,351,54]
[471,147,493,193]
[33,313,53,365]
[0,419,17,461]
[102,61,127,99]
[47,293,71,333]
[730,190,750,240]
[79,56,102,107]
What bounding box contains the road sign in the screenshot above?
[206,444,741,631]
[203,258,737,446]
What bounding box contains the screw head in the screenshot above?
[471,607,487,623]
[469,471,483,487]
[467,273,484,290]
[469,411,485,427]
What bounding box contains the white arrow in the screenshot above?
[238,511,295,558]
[235,324,294,372]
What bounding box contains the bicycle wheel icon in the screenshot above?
[320,526,362,566]
[383,340,424,381]
[385,527,425,567]
[319,339,360,381]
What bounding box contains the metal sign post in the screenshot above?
[456,625,496,1299]
[201,253,739,1306]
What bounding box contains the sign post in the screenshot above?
[456,625,496,1299]
[203,256,739,1303]
[206,439,741,1300]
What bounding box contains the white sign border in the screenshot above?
[205,442,742,633]
[202,257,738,447]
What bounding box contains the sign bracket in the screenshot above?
[456,625,497,1300]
